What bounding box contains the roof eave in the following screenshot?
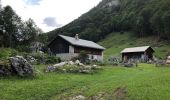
[59,35,105,50]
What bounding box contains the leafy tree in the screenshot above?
[0,5,43,52]
[162,10,170,36]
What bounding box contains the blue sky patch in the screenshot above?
[25,0,42,5]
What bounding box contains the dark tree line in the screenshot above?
[47,0,170,42]
[0,6,45,52]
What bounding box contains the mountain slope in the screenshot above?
[99,32,170,59]
[46,0,170,42]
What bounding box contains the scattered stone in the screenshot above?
[89,92,106,100]
[46,66,56,72]
[155,60,166,67]
[26,56,37,64]
[53,62,66,67]
[123,63,133,67]
[45,60,101,74]
[93,65,97,67]
[83,66,92,69]
[68,61,74,65]
[75,60,80,64]
[71,95,85,100]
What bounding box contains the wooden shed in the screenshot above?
[121,46,154,62]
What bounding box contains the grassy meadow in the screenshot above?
[0,64,170,100]
[0,32,170,100]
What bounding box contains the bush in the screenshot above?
[45,56,61,64]
[16,45,32,53]
[31,53,45,64]
[0,60,11,76]
[0,48,18,60]
[25,53,61,65]
[90,61,108,66]
[77,51,89,64]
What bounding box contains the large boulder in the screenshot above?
[10,56,34,76]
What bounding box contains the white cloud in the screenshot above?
[43,17,62,27]
[2,0,102,32]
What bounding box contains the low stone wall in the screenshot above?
[56,53,79,61]
[56,53,103,61]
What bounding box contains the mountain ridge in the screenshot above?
[46,0,170,44]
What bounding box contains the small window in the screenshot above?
[91,55,94,59]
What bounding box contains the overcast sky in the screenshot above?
[2,0,102,32]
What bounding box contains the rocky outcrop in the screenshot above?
[10,56,34,76]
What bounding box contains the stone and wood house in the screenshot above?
[48,34,105,61]
[121,46,154,62]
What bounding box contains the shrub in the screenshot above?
[31,53,45,64]
[0,60,11,76]
[16,45,32,53]
[45,56,61,64]
[26,53,61,65]
[0,48,18,60]
[77,51,89,64]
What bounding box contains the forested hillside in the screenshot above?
[47,0,170,42]
[0,6,45,52]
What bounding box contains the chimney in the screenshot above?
[75,34,79,40]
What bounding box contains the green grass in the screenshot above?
[99,32,170,59]
[0,32,170,99]
[0,64,170,100]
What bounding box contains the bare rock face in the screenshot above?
[10,56,34,76]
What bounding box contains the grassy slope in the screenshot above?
[0,64,170,100]
[99,32,170,59]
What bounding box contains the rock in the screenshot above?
[155,60,166,67]
[10,56,34,76]
[80,70,91,74]
[83,66,92,69]
[75,60,81,64]
[79,63,84,66]
[53,62,66,67]
[71,95,85,100]
[123,63,133,67]
[75,60,84,66]
[68,61,74,65]
[46,66,56,72]
[93,65,97,67]
[27,56,37,64]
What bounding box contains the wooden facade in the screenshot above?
[74,46,103,55]
[121,47,154,62]
[48,36,70,54]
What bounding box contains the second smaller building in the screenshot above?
[121,46,154,62]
